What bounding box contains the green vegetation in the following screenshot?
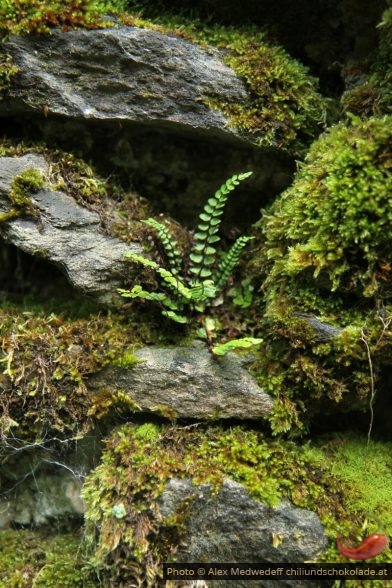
[0,167,44,222]
[119,172,261,354]
[342,8,392,118]
[250,115,392,434]
[0,0,127,37]
[0,299,158,442]
[82,423,352,585]
[325,436,392,540]
[0,529,95,587]
[120,172,253,325]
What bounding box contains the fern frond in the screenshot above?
[161,310,189,323]
[189,172,253,280]
[143,218,183,276]
[212,337,263,356]
[124,252,191,301]
[118,285,179,310]
[213,236,254,292]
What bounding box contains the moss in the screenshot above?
[0,300,160,442]
[0,52,18,96]
[0,0,126,38]
[323,436,392,540]
[342,8,392,118]
[0,528,96,587]
[199,26,327,155]
[0,167,45,222]
[0,139,152,242]
[247,115,392,434]
[82,423,356,586]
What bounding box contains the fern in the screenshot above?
[143,218,183,276]
[189,172,253,280]
[213,235,254,291]
[119,172,254,329]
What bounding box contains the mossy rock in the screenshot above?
[249,115,391,434]
[81,423,392,587]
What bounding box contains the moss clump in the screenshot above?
[199,26,327,155]
[0,528,95,587]
[0,166,44,222]
[324,436,392,542]
[0,301,157,442]
[258,115,391,302]
[82,423,352,585]
[0,0,127,38]
[249,115,391,434]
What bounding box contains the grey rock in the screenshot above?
[88,342,274,420]
[0,154,141,303]
[3,26,247,133]
[0,433,102,528]
[295,313,343,341]
[1,26,293,230]
[160,477,328,588]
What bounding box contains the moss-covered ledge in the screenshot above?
[248,114,392,434]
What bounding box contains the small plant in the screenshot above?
[119,172,261,354]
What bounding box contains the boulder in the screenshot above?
[88,342,274,420]
[160,477,328,588]
[0,153,141,304]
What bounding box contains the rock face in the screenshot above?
[88,343,274,420]
[160,478,328,588]
[0,154,141,304]
[1,26,293,228]
[3,26,247,132]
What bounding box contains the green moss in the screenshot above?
[342,8,392,118]
[0,529,96,587]
[0,300,158,442]
[0,0,126,38]
[324,436,392,540]
[82,423,353,585]
[248,115,392,434]
[0,167,45,222]
[200,26,327,155]
[0,52,18,96]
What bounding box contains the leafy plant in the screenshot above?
[119,172,254,331]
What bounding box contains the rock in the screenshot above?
[0,434,101,527]
[3,26,247,131]
[159,477,328,588]
[295,313,343,341]
[88,342,274,420]
[1,26,293,228]
[0,154,141,304]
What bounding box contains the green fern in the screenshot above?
[213,235,254,291]
[143,218,183,276]
[119,172,253,326]
[189,172,253,280]
[212,337,263,356]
